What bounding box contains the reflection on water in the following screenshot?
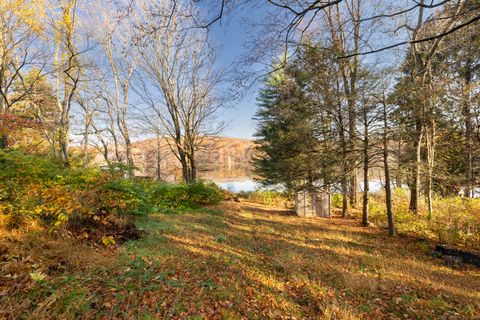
[216,179,258,192]
[360,181,383,193]
[199,165,257,192]
[200,165,391,194]
[199,165,251,181]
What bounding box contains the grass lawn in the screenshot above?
[1,201,479,319]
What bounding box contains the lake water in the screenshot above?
[199,165,258,192]
[212,179,387,194]
[200,165,388,194]
[215,179,258,192]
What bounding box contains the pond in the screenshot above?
[198,165,258,192]
[215,178,258,193]
[200,164,389,194]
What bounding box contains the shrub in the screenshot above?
[150,181,223,212]
[368,188,480,251]
[103,178,153,216]
[331,193,343,208]
[0,151,224,231]
[241,190,293,208]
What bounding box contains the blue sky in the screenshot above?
[211,8,263,140]
[207,1,408,140]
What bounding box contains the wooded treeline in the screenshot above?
[2,0,480,221]
[253,0,480,235]
[0,0,226,183]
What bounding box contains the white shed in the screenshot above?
[295,189,331,218]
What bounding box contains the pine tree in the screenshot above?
[253,64,319,191]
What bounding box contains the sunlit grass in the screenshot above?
[2,200,479,319]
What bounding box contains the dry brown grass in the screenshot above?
[170,201,480,319]
[1,201,479,319]
[0,218,114,320]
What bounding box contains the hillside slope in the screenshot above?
[113,137,254,181]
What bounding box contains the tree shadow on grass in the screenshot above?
[10,202,480,320]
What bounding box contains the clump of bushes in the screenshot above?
[238,189,293,208]
[0,150,223,237]
[151,181,223,212]
[331,193,343,208]
[367,188,480,251]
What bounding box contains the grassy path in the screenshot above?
[2,201,480,319]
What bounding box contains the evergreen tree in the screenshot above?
[253,63,319,191]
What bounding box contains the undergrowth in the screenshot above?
[2,202,478,319]
[0,150,223,238]
[237,190,293,208]
[332,188,480,251]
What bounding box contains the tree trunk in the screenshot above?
[348,97,358,208]
[58,106,70,167]
[409,121,423,214]
[189,153,196,182]
[83,114,90,168]
[348,0,360,209]
[362,111,369,227]
[0,134,7,149]
[362,146,369,226]
[124,136,134,177]
[0,99,8,148]
[118,115,134,177]
[462,60,473,198]
[383,102,395,236]
[51,133,57,158]
[112,130,121,162]
[395,140,402,188]
[179,149,191,183]
[338,109,349,218]
[341,176,348,218]
[156,137,161,181]
[426,121,435,220]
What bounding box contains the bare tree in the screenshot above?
[135,1,226,183]
[373,76,396,236]
[357,70,380,227]
[50,0,85,167]
[323,0,363,208]
[93,1,139,176]
[0,0,49,148]
[404,0,468,215]
[380,91,395,236]
[259,0,480,58]
[76,78,124,169]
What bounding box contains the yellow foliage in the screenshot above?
[3,0,47,35]
[368,189,480,251]
[101,235,116,247]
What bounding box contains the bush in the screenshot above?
[368,188,480,251]
[103,178,153,216]
[239,190,293,208]
[150,181,223,212]
[0,151,224,230]
[331,193,343,208]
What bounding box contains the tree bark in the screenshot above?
[362,112,369,227]
[156,136,161,181]
[123,131,134,176]
[325,3,360,208]
[462,59,473,198]
[348,0,361,208]
[426,120,435,219]
[341,176,348,218]
[338,102,349,218]
[383,102,395,236]
[409,121,423,214]
[58,104,70,167]
[0,134,7,149]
